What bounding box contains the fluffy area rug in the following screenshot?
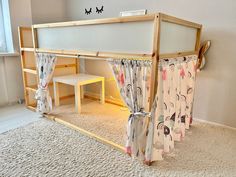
[0,119,236,177]
[51,100,130,146]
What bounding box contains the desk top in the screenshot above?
[53,74,104,86]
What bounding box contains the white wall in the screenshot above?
[31,0,67,24]
[0,0,68,106]
[0,0,32,106]
[0,57,8,105]
[65,0,236,128]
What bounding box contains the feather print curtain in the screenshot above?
[109,59,152,160]
[35,53,57,114]
[145,55,198,162]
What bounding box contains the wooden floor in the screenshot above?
[0,104,40,134]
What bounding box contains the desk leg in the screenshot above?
[75,84,81,113]
[80,85,84,99]
[54,81,60,106]
[100,79,105,104]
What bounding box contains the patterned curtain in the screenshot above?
[109,59,152,160]
[35,53,57,114]
[145,55,198,162]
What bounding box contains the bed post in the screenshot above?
[149,14,161,111]
[31,27,39,84]
[18,27,29,106]
[195,25,203,68]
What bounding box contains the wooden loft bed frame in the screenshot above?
[31,13,202,108]
[18,13,202,154]
[18,28,78,111]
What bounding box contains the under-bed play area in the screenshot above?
[18,13,202,164]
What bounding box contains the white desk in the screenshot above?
[53,74,105,113]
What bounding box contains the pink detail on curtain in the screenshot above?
[126,146,132,156]
[119,72,125,86]
[109,55,198,163]
[162,69,167,80]
[146,55,198,162]
[180,67,185,77]
[109,59,152,161]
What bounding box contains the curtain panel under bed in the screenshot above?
[109,59,152,160]
[109,55,198,163]
[35,53,57,114]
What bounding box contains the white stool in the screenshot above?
[53,74,105,113]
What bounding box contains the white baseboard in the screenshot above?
[194,118,236,131]
[0,101,20,108]
[84,91,124,106]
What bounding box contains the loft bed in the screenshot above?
[19,13,202,164]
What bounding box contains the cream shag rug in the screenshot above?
[0,119,236,177]
[51,100,130,146]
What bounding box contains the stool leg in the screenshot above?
[100,79,105,104]
[75,84,81,113]
[54,81,60,106]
